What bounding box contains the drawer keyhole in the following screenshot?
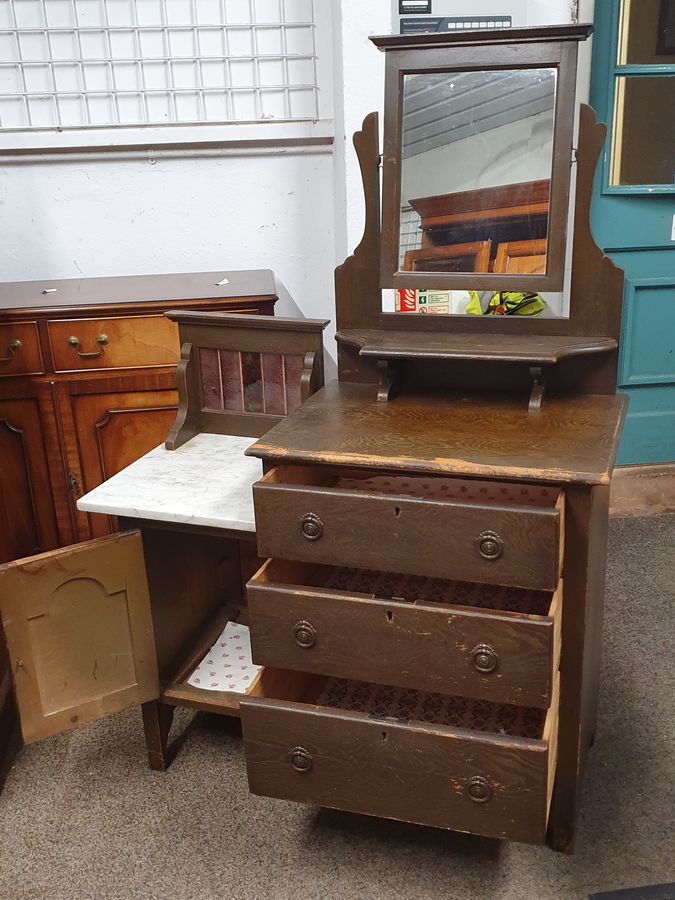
[300,512,324,541]
[394,506,401,518]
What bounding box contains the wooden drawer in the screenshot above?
[48,315,180,372]
[0,322,43,377]
[254,467,565,590]
[241,673,560,844]
[248,561,562,708]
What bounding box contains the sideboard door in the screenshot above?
[0,531,158,744]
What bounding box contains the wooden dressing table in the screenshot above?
[238,25,627,853]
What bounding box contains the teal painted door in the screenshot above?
[590,0,675,464]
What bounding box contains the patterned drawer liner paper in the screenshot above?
[316,677,547,739]
[187,622,262,693]
[322,567,552,616]
[335,474,559,508]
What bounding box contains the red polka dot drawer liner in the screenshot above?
[334,474,559,508]
[187,622,262,693]
[322,567,552,617]
[316,677,547,739]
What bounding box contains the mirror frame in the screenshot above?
[375,26,593,295]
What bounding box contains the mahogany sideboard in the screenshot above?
[0,270,277,780]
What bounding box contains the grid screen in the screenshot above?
[0,0,320,129]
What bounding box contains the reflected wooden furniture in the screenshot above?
[240,26,626,855]
[495,238,548,275]
[403,181,550,275]
[0,307,329,773]
[403,239,492,274]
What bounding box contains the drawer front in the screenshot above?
[0,322,43,377]
[48,315,180,372]
[248,564,562,708]
[242,688,557,844]
[254,469,564,590]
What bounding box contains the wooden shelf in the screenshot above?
[160,606,258,717]
[336,329,618,365]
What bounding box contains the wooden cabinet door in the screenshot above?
[65,383,178,539]
[0,394,60,563]
[494,240,548,276]
[0,531,158,744]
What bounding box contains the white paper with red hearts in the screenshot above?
[187,622,262,693]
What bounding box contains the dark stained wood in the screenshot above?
[0,270,278,316]
[336,330,617,365]
[165,311,328,450]
[247,381,627,487]
[141,700,175,772]
[248,559,562,707]
[241,673,559,845]
[0,531,158,743]
[337,107,624,398]
[370,24,594,50]
[253,465,564,590]
[410,180,551,222]
[403,240,492,274]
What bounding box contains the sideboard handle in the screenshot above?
[0,338,22,362]
[68,334,109,358]
[299,512,324,541]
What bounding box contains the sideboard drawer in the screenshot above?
[254,467,565,590]
[0,322,42,377]
[48,315,180,372]
[241,673,559,844]
[247,560,561,708]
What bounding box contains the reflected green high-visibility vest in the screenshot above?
[466,291,545,316]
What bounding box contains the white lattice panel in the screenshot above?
[0,0,321,129]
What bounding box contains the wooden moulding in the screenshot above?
[163,311,329,450]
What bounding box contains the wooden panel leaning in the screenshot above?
[163,311,329,449]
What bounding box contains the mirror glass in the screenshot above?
[398,67,557,279]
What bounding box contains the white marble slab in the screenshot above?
[77,433,261,532]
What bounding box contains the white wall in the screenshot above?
[0,0,594,341]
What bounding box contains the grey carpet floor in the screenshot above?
[0,515,674,900]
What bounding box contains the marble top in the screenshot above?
[77,433,260,532]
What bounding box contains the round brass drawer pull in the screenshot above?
[478,530,504,560]
[470,643,499,674]
[300,512,324,541]
[465,776,493,804]
[288,746,313,773]
[292,620,317,649]
[68,334,109,359]
[0,338,22,363]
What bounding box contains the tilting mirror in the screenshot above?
[399,68,557,278]
[378,28,587,303]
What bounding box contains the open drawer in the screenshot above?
[248,561,562,709]
[241,672,560,845]
[253,467,565,590]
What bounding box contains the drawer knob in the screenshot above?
[292,620,317,649]
[465,776,493,804]
[0,338,22,363]
[288,746,313,773]
[300,512,324,541]
[68,334,109,359]
[478,530,504,560]
[470,643,499,674]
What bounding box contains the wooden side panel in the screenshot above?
[242,698,552,844]
[0,532,158,744]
